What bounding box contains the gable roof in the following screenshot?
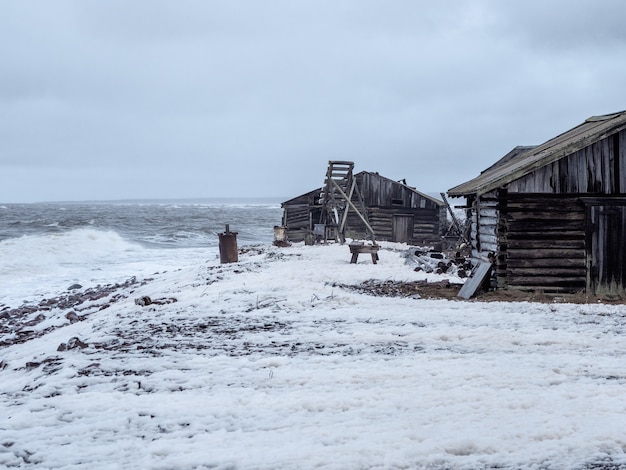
[282,171,444,206]
[478,145,537,175]
[448,110,626,197]
[359,171,444,206]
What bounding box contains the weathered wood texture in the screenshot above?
[499,194,587,293]
[452,118,626,296]
[508,129,626,194]
[282,172,444,243]
[458,261,492,299]
[349,241,380,264]
[358,172,442,210]
[469,191,499,262]
[345,207,441,245]
[585,201,626,297]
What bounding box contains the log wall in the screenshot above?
[282,172,444,243]
[470,191,499,263]
[499,194,587,293]
[283,203,315,241]
[459,129,626,295]
[346,207,441,244]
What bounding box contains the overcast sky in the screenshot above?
[2,1,626,203]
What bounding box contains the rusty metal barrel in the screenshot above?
[218,224,238,263]
[273,225,286,242]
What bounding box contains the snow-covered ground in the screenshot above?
[2,242,626,469]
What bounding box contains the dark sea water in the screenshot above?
[0,198,284,247]
[0,199,284,305]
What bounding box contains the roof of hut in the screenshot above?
[448,110,626,197]
[359,171,444,206]
[282,170,444,207]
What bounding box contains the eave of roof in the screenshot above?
[447,110,626,197]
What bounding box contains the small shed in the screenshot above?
[448,110,626,297]
[282,170,446,245]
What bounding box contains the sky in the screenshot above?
[2,1,626,203]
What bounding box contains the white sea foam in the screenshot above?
[0,228,138,269]
[0,228,217,305]
[2,242,626,469]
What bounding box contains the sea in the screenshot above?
[0,199,284,307]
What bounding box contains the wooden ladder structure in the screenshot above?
[319,161,376,243]
[440,192,469,246]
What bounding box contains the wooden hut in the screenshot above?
[282,170,446,245]
[448,110,626,297]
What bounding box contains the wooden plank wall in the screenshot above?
[500,194,587,293]
[282,172,444,243]
[359,172,441,209]
[283,204,312,241]
[344,207,441,244]
[585,201,626,297]
[508,129,626,194]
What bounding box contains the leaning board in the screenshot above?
[457,261,492,300]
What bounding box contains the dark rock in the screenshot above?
[67,337,88,350]
[24,313,46,327]
[65,311,80,323]
[135,296,153,306]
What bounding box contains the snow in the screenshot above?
[2,242,626,469]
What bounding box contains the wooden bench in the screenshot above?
[349,241,380,264]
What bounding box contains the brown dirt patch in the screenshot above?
[339,280,626,304]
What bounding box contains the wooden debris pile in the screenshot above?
[403,248,472,278]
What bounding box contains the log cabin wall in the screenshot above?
[343,206,442,244]
[449,114,626,296]
[496,129,626,293]
[282,189,322,242]
[282,203,312,241]
[281,171,445,243]
[499,194,587,293]
[470,191,499,263]
[350,172,443,244]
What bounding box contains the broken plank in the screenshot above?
[458,261,492,299]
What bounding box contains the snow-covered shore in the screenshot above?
[2,242,626,469]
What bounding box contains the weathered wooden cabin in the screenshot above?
[282,170,446,245]
[448,110,626,297]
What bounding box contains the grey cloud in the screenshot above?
[2,1,626,202]
[486,0,626,52]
